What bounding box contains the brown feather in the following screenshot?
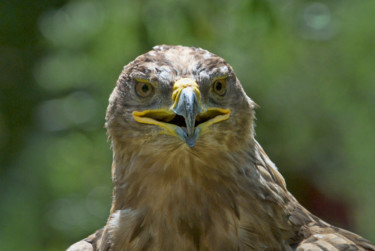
[68,45,375,251]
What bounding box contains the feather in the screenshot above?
[68,45,374,251]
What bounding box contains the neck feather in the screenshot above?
[110,138,256,212]
[104,137,300,250]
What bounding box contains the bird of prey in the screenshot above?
[68,45,374,251]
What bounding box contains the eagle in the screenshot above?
[68,45,374,250]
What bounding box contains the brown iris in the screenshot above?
[135,82,153,97]
[212,79,227,96]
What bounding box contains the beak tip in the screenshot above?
[185,137,196,148]
[175,127,199,148]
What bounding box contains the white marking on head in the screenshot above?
[199,71,209,81]
[219,66,229,74]
[203,53,211,59]
[159,71,170,81]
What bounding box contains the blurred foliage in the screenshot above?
[1,0,374,249]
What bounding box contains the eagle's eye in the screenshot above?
[135,82,153,97]
[213,79,227,96]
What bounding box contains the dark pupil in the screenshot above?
[216,82,222,91]
[141,84,149,93]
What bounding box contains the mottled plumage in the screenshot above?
[68,45,374,251]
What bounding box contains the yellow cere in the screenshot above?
[172,78,201,109]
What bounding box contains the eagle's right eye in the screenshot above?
[135,82,153,98]
[212,78,227,96]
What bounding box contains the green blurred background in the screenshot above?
[1,0,374,249]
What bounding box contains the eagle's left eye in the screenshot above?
[213,79,227,96]
[135,82,153,98]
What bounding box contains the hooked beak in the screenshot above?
[132,78,230,148]
[172,79,202,147]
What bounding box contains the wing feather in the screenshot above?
[67,228,103,251]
